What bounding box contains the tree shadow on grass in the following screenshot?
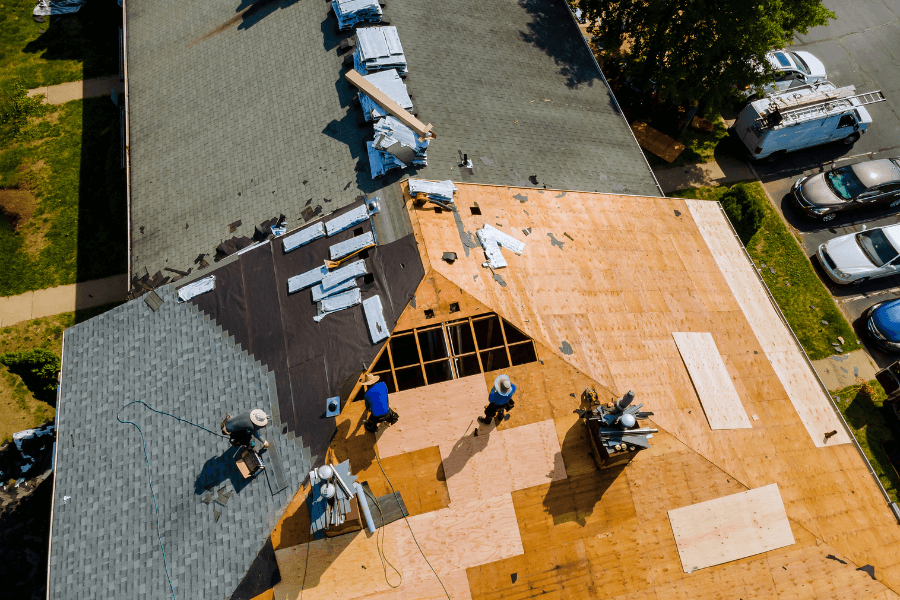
[841,387,900,499]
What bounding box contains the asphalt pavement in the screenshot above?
[748,0,900,368]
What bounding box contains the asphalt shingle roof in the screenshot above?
[48,286,310,600]
[125,0,659,278]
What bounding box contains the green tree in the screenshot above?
[582,0,835,109]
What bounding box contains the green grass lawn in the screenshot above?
[0,0,119,94]
[671,182,858,360]
[0,302,116,444]
[832,379,899,502]
[0,96,127,295]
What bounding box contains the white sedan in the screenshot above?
[818,223,900,285]
[745,50,827,98]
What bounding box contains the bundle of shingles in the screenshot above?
[354,26,408,75]
[408,179,457,205]
[333,0,382,31]
[366,116,429,178]
[358,69,412,122]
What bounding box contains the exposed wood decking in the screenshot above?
[263,183,900,600]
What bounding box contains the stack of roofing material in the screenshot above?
[358,69,413,122]
[372,115,428,167]
[408,179,457,203]
[354,27,408,75]
[333,0,382,31]
[477,224,525,269]
[366,141,406,179]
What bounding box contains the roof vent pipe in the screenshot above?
[614,390,635,414]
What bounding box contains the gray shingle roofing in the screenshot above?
[49,286,310,600]
[125,0,659,278]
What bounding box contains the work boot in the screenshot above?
[477,416,491,425]
[364,420,378,433]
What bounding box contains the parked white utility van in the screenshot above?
[732,81,886,161]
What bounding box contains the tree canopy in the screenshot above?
[580,0,836,109]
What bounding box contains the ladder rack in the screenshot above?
[759,90,886,127]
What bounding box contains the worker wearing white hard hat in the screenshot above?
[477,374,517,426]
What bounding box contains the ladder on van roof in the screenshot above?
[776,90,886,126]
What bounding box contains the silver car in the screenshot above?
[792,158,900,221]
[745,50,828,98]
[818,223,900,284]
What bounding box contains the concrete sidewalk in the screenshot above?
[27,75,123,106]
[0,274,127,327]
[654,155,755,194]
[811,349,879,391]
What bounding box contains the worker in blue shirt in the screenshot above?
[363,375,399,432]
[478,374,516,425]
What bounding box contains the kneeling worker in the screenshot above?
[478,374,516,425]
[363,374,399,432]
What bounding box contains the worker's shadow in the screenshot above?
[194,445,254,495]
[439,427,492,481]
[329,411,377,474]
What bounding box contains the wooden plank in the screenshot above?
[684,199,851,446]
[667,483,795,572]
[346,69,434,139]
[375,375,488,458]
[631,121,686,163]
[671,332,752,430]
[438,419,567,503]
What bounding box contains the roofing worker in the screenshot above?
[478,374,516,426]
[363,374,399,432]
[221,409,270,453]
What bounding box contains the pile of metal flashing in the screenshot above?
[333,0,382,30]
[354,26,408,75]
[373,115,428,166]
[358,69,413,122]
[366,140,407,179]
[477,223,525,269]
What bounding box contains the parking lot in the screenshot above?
[751,0,900,367]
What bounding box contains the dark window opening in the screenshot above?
[367,313,538,394]
[363,273,375,285]
[424,309,435,319]
[359,249,370,259]
[372,350,391,372]
[390,334,419,368]
[353,227,365,236]
[510,342,538,366]
[418,328,449,361]
[480,348,511,372]
[447,323,476,354]
[424,360,454,384]
[470,206,482,216]
[435,207,443,214]
[395,366,426,391]
[473,316,504,349]
[837,114,857,129]
[449,302,460,313]
[502,320,529,344]
[454,354,482,378]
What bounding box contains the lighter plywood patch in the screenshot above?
[686,200,851,447]
[273,528,401,599]
[439,419,567,503]
[668,483,794,572]
[375,375,488,459]
[672,332,752,430]
[396,493,524,575]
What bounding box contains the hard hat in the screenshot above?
[318,465,334,480]
[620,413,636,428]
[322,483,336,499]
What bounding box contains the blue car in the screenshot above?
[865,299,900,352]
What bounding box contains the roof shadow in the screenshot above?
[236,0,302,31]
[516,0,599,89]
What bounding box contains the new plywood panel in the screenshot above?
[273,529,402,600]
[397,493,524,576]
[668,483,795,572]
[375,375,488,458]
[672,332,752,430]
[439,419,567,503]
[685,200,850,447]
